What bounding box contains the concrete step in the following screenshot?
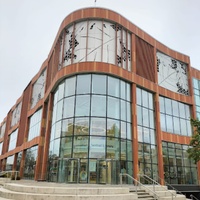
[0,186,138,200]
[159,194,187,200]
[4,183,129,195]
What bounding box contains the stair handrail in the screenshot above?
[138,174,177,200]
[0,170,19,180]
[156,175,186,198]
[119,173,159,200]
[190,194,199,200]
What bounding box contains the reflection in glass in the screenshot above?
[77,75,91,94]
[108,97,119,119]
[90,118,106,136]
[63,97,75,118]
[91,95,106,117]
[92,75,106,94]
[73,136,88,158]
[108,77,119,97]
[107,119,120,137]
[65,77,76,97]
[74,118,89,135]
[62,118,74,136]
[75,95,90,116]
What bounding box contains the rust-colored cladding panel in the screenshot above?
[17,83,31,147]
[136,37,155,82]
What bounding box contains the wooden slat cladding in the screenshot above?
[136,36,155,82]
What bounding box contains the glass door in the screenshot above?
[65,158,80,183]
[97,159,119,184]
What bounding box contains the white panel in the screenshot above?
[31,69,47,109]
[127,32,131,71]
[87,20,102,62]
[63,25,73,66]
[102,21,116,64]
[11,102,22,127]
[157,52,189,95]
[58,34,64,70]
[122,29,127,69]
[73,21,87,63]
[116,26,122,67]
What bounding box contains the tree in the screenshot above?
[187,118,200,164]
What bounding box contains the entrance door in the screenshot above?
[97,159,120,184]
[65,158,80,183]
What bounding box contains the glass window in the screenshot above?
[92,74,106,94]
[136,88,142,105]
[137,106,142,126]
[165,98,172,115]
[142,90,148,108]
[121,140,127,160]
[173,117,180,134]
[120,81,126,100]
[126,84,131,101]
[121,121,126,138]
[142,108,149,127]
[180,119,187,136]
[74,118,89,135]
[172,100,179,117]
[56,100,63,121]
[121,100,126,121]
[166,115,173,133]
[65,76,76,97]
[107,138,119,160]
[138,126,143,142]
[60,137,72,158]
[127,102,131,123]
[54,121,61,139]
[75,95,90,116]
[148,93,154,110]
[90,118,106,136]
[62,118,74,136]
[91,95,106,117]
[159,97,165,113]
[127,123,132,140]
[193,78,199,89]
[143,128,150,143]
[73,136,88,158]
[179,103,185,118]
[107,97,120,119]
[107,119,120,138]
[58,82,65,101]
[108,77,119,97]
[89,136,105,158]
[76,75,91,94]
[63,96,75,118]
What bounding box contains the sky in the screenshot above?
[0,0,200,123]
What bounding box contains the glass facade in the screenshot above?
[162,142,198,184]
[0,122,6,139]
[23,146,38,180]
[49,74,132,183]
[28,109,42,141]
[159,96,192,136]
[6,155,14,171]
[8,129,18,152]
[193,78,200,119]
[136,88,158,180]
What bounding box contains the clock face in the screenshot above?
[11,102,22,127]
[31,69,47,109]
[157,52,189,95]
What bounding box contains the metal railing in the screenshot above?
[119,173,159,199]
[0,171,19,180]
[155,175,187,199]
[138,174,177,200]
[190,194,199,200]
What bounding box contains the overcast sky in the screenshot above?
[0,0,200,123]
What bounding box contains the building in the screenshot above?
[0,7,200,192]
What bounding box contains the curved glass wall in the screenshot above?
[49,74,132,184]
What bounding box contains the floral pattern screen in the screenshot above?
[11,102,22,127]
[157,52,189,95]
[58,20,131,71]
[31,69,47,109]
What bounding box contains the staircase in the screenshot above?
[130,188,155,200]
